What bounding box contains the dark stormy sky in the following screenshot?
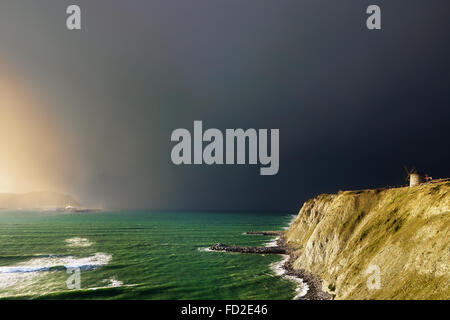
[0,1,449,212]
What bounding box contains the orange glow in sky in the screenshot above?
[0,63,80,194]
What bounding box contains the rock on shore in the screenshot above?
[245,231,283,236]
[210,243,286,254]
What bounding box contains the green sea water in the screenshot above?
[0,211,297,299]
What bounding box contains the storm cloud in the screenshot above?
[1,0,449,212]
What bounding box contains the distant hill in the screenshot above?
[0,192,80,209]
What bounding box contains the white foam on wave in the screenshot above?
[101,277,123,288]
[0,271,45,291]
[65,237,93,248]
[270,254,290,276]
[265,236,280,248]
[270,254,308,300]
[0,253,111,274]
[282,214,297,230]
[106,278,123,287]
[270,214,308,299]
[88,278,138,291]
[0,253,112,291]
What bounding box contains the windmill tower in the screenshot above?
[404,167,425,187]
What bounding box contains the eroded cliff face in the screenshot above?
[285,181,450,299]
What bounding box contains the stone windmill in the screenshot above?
[404,166,426,187]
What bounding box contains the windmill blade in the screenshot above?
[404,166,411,180]
[403,165,411,182]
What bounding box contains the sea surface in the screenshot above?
[0,210,298,299]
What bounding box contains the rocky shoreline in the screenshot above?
[276,237,333,300]
[210,243,286,254]
[209,232,333,300]
[245,231,283,236]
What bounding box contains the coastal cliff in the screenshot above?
[284,181,450,299]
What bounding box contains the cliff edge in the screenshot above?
[285,181,449,299]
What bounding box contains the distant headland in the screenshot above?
[0,191,101,212]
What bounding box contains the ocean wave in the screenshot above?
[65,237,93,248]
[270,255,308,300]
[0,271,45,292]
[104,278,123,287]
[86,277,124,290]
[197,247,214,252]
[282,214,297,230]
[0,253,112,293]
[0,253,68,261]
[0,252,111,274]
[264,237,279,248]
[87,278,138,291]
